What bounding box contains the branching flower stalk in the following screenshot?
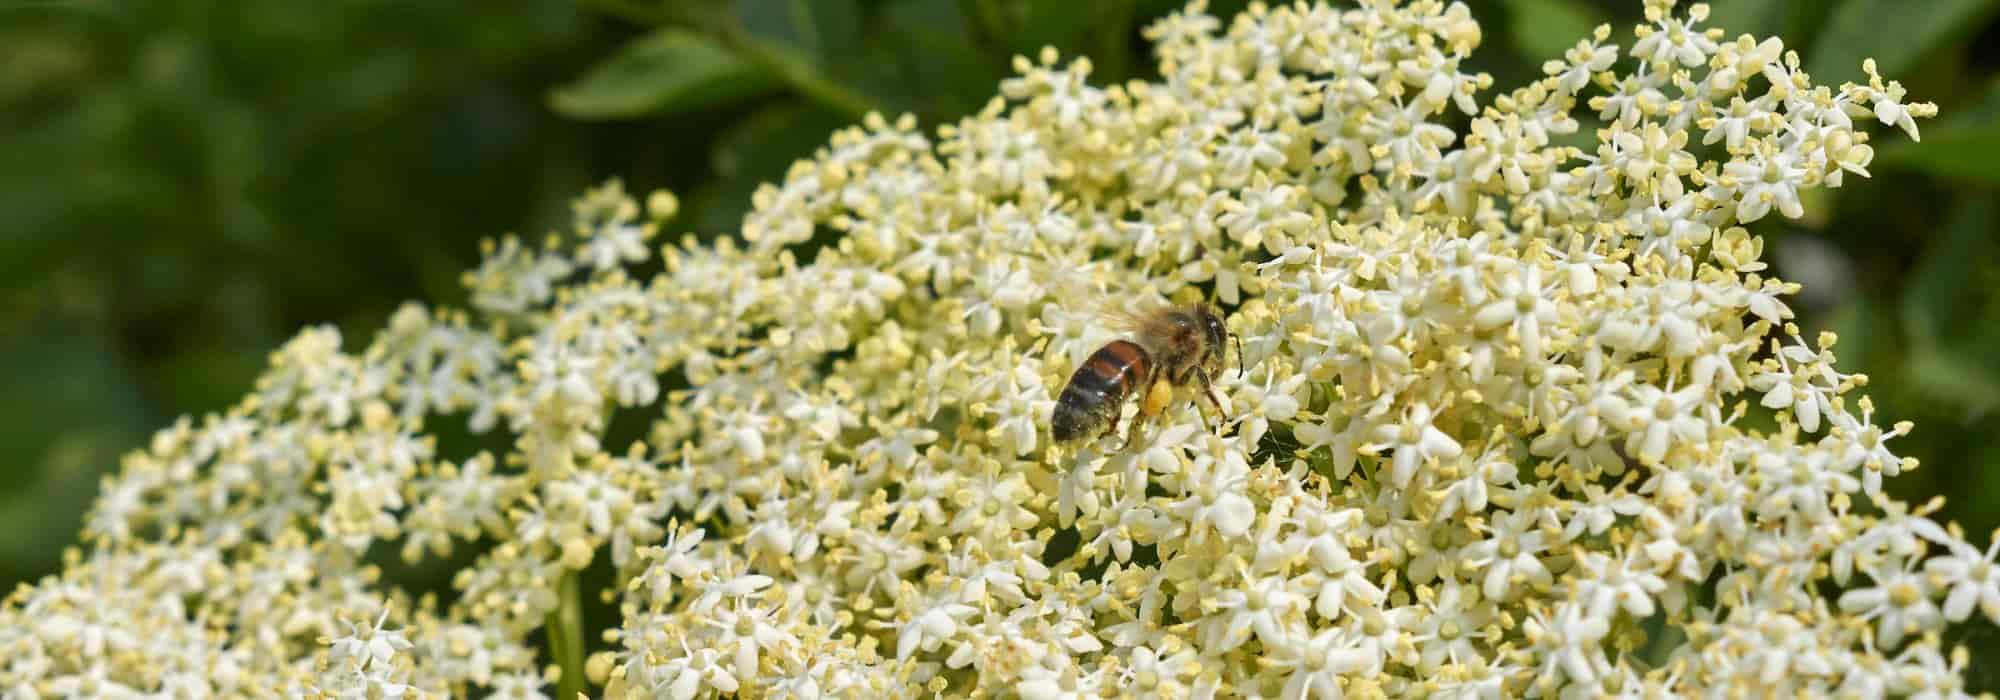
[1,1,1984,698]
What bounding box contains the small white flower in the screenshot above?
[1839,558,1942,649]
[1462,510,1553,601]
[1925,535,2000,624]
[328,609,412,670]
[1723,147,1807,223]
[1367,402,1461,488]
[1526,602,1610,686]
[1472,263,1558,359]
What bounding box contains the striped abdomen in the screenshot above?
[1051,340,1152,442]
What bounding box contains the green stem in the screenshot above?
[548,570,586,699]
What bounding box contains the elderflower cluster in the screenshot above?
[4,0,1985,697]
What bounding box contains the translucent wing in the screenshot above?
[1104,298,1192,361]
[1095,289,1176,333]
[1099,303,1154,336]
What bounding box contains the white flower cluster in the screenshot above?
[3,0,1984,698]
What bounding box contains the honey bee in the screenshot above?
[1050,303,1237,448]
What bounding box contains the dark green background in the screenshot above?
[4,0,1999,673]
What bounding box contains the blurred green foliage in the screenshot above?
[4,0,1999,666]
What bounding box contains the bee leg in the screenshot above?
[1119,417,1147,452]
[1120,410,1152,454]
[1191,398,1216,434]
[1123,381,1172,451]
[1196,368,1229,426]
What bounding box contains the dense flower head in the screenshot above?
[1,0,1981,698]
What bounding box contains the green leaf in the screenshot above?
[733,0,863,60]
[1876,129,2000,188]
[878,2,1004,120]
[1932,76,2000,132]
[1900,198,1996,348]
[1903,344,2000,417]
[1806,0,2000,84]
[734,0,813,50]
[1502,0,1608,62]
[1878,74,2000,179]
[733,34,882,120]
[548,28,783,120]
[798,0,864,61]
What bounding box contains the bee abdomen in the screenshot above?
[1052,340,1152,442]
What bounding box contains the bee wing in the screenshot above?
[1101,298,1190,359]
[1099,303,1153,335]
[1050,283,1140,332]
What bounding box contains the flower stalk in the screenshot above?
[549,570,586,699]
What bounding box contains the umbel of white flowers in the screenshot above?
[5,1,1986,698]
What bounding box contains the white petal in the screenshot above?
[1484,563,1510,600]
[1839,587,1886,612]
[1944,584,1977,622]
[1317,581,1345,619]
[1473,302,1515,329]
[1211,493,1256,539]
[1393,447,1422,488]
[1796,395,1821,432]
[1421,427,1462,458]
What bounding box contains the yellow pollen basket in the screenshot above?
[1142,379,1174,419]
